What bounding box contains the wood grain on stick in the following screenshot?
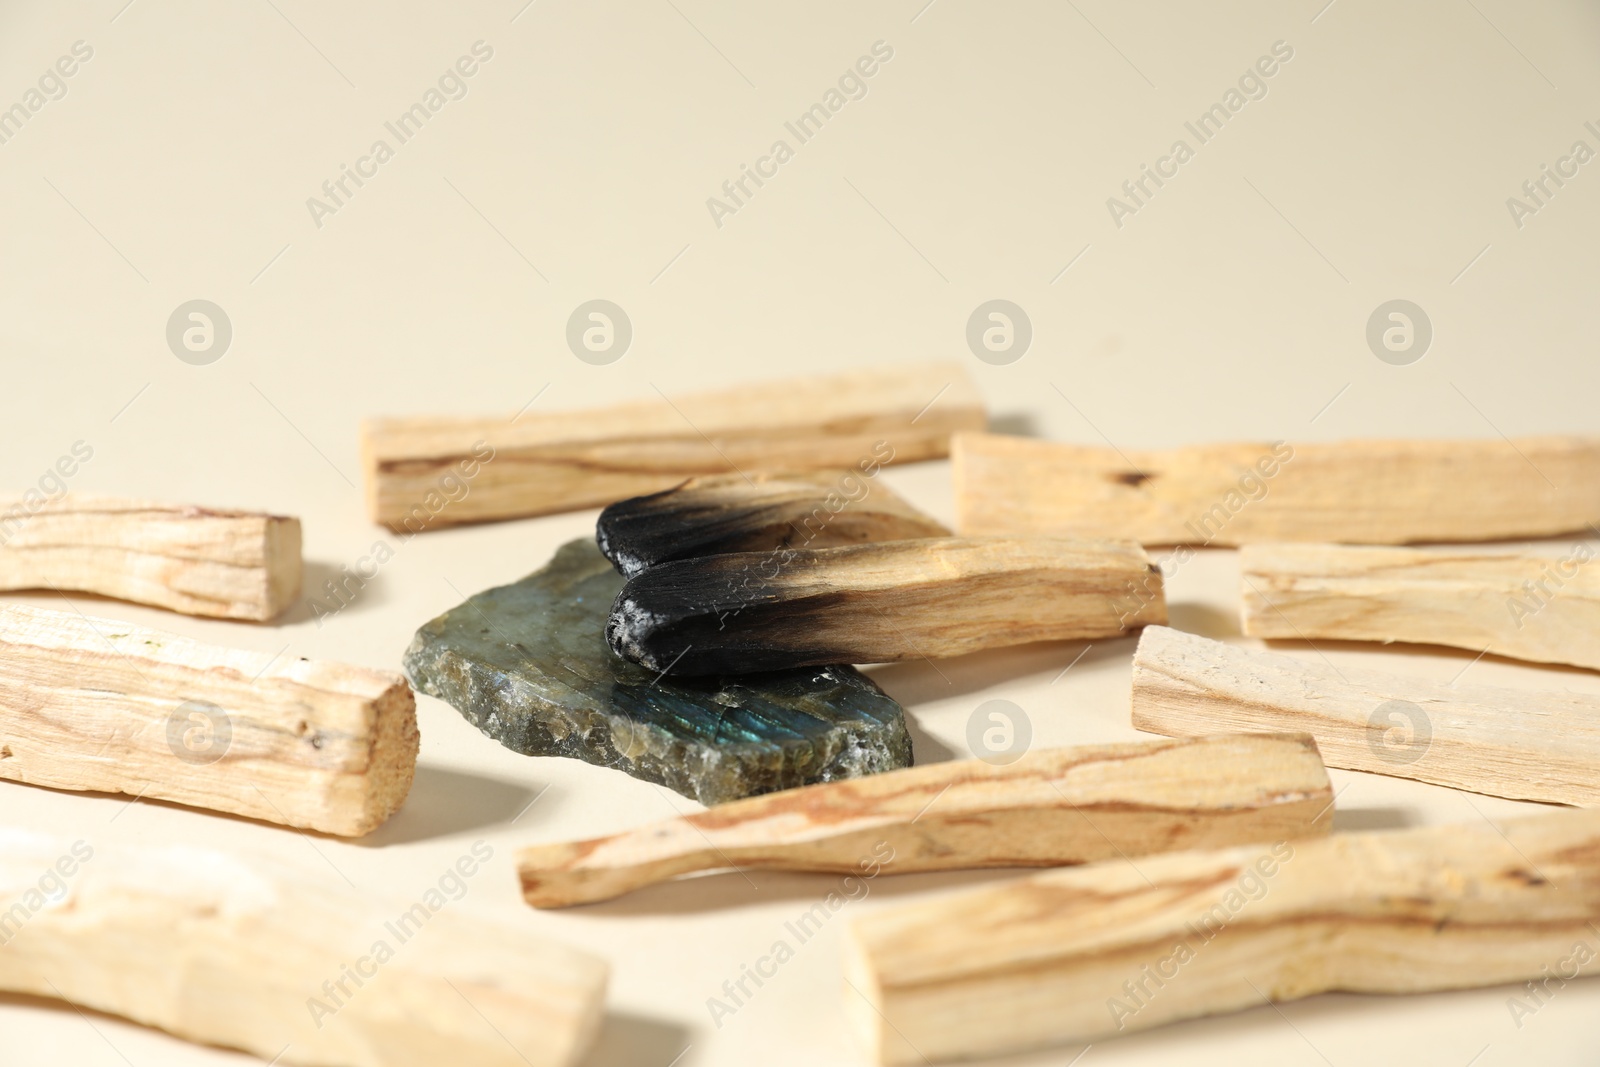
[0,496,301,620]
[0,604,417,836]
[1131,625,1600,805]
[0,830,607,1067]
[518,732,1333,907]
[363,363,986,528]
[1241,541,1600,671]
[953,432,1600,544]
[606,536,1166,676]
[845,808,1600,1064]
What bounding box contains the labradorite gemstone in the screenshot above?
[401,538,912,805]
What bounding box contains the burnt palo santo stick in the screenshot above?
[596,471,949,578]
[518,733,1333,908]
[606,537,1165,676]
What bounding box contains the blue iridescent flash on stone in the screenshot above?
[402,538,912,805]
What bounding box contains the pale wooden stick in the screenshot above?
[845,808,1600,1064]
[608,537,1166,675]
[363,363,985,528]
[1241,542,1600,671]
[1130,625,1600,805]
[953,432,1600,544]
[0,496,301,620]
[518,733,1333,907]
[0,604,417,836]
[0,829,607,1067]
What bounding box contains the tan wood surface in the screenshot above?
[518,732,1333,907]
[0,496,301,620]
[1241,541,1600,671]
[1130,624,1600,805]
[953,432,1600,544]
[845,808,1600,1064]
[0,829,607,1067]
[363,364,986,528]
[0,604,418,836]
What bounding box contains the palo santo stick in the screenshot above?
[845,808,1600,1064]
[1130,625,1600,805]
[953,432,1600,544]
[0,604,417,836]
[606,537,1165,676]
[0,495,301,620]
[518,733,1333,907]
[0,829,607,1067]
[1241,542,1600,671]
[362,363,985,528]
[596,470,949,578]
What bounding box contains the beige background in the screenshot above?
[3,1,1600,1064]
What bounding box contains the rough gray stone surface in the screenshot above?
[402,538,913,805]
